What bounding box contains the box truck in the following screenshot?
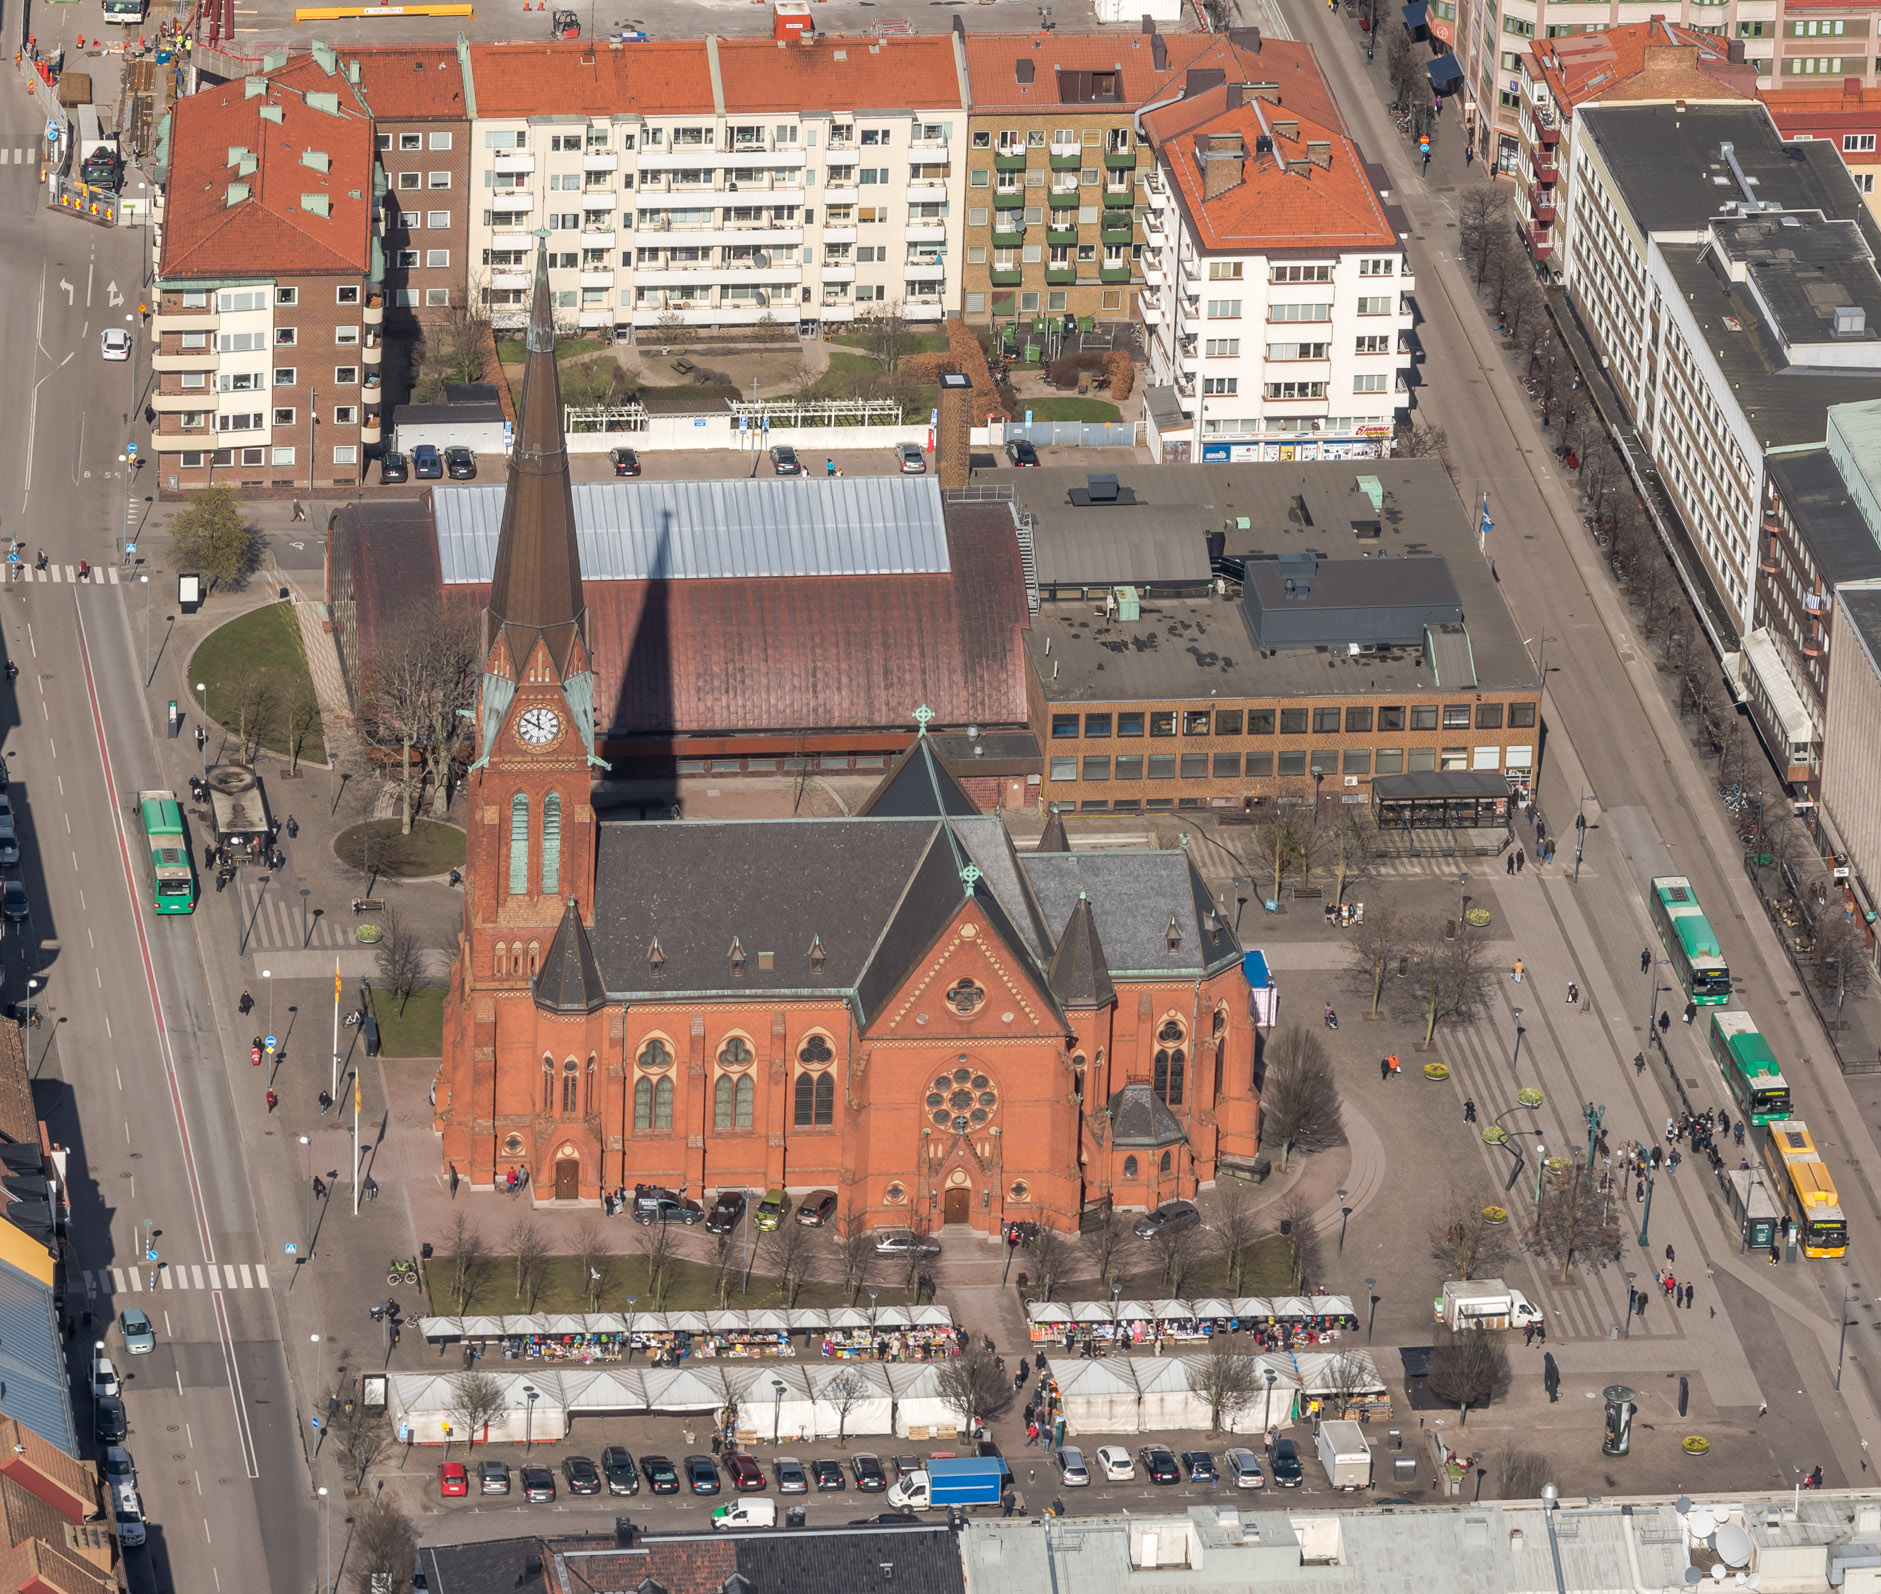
[885,1457,1006,1510]
[1314,1420,1372,1491]
[1435,1279,1543,1332]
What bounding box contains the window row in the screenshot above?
[176,285,364,309]
[1047,746,1526,781]
[394,170,454,190]
[629,1070,835,1131]
[378,131,455,151]
[1051,703,1536,738]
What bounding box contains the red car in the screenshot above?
[727,1451,766,1492]
[437,1462,469,1498]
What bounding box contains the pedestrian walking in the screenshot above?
[1683,1000,1697,1025]
[1507,852,1515,876]
[1380,1056,1391,1083]
[313,1176,327,1200]
[1566,981,1579,1005]
[286,814,299,839]
[1523,1323,1535,1347]
[1665,1243,1675,1265]
[1513,957,1525,983]
[1387,1053,1401,1080]
[1641,948,1651,974]
[1658,1010,1672,1034]
[1463,1098,1477,1123]
[1516,848,1526,873]
[266,1089,277,1112]
[1665,1117,1675,1143]
[1682,1284,1693,1310]
[318,1089,333,1115]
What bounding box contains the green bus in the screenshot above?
[1708,1011,1791,1126]
[137,789,197,915]
[1649,875,1731,1005]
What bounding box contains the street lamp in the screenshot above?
[263,969,274,1049]
[1637,1141,1656,1249]
[1838,1286,1863,1390]
[300,1135,313,1258]
[1582,1101,1605,1187]
[772,1377,787,1445]
[1572,793,1591,885]
[1111,1281,1123,1342]
[1623,1270,1637,1340]
[1336,1189,1351,1256]
[1364,1277,1378,1343]
[626,1297,638,1363]
[139,574,150,686]
[1261,1368,1278,1435]
[312,1333,323,1412]
[196,682,208,776]
[868,1287,880,1350]
[1457,874,1470,928]
[318,1485,331,1594]
[1511,1007,1525,1075]
[1646,958,1672,1041]
[1533,1144,1547,1205]
[524,1384,540,1451]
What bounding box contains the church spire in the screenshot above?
[485,233,586,678]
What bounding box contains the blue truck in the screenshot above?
[885,1457,1007,1510]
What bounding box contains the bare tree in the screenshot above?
[1427,1326,1511,1426]
[897,1213,936,1296]
[442,1213,490,1312]
[1347,904,1403,1020]
[331,1392,393,1490]
[1192,1348,1259,1435]
[283,680,322,778]
[1532,1153,1620,1283]
[766,1216,815,1307]
[411,296,494,402]
[504,1217,548,1306]
[375,906,428,1016]
[1458,186,1505,287]
[349,1495,415,1594]
[1430,1187,1512,1281]
[1392,419,1454,476]
[578,1221,620,1311]
[1812,911,1873,1013]
[638,1215,677,1308]
[1024,1226,1072,1301]
[1215,1182,1262,1297]
[229,665,279,764]
[1082,1205,1130,1287]
[1154,1223,1201,1295]
[361,604,478,832]
[1327,808,1377,907]
[1252,805,1304,905]
[1260,1026,1344,1170]
[935,1343,1009,1437]
[861,302,916,376]
[448,1369,507,1450]
[1319,1352,1379,1420]
[1406,914,1494,1046]
[711,1233,741,1310]
[1495,1448,1551,1500]
[824,1367,872,1443]
[835,1212,877,1305]
[1271,1193,1323,1294]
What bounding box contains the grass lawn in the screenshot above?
[497,336,610,364]
[1017,396,1122,423]
[829,331,948,356]
[426,1250,934,1317]
[1111,1234,1298,1301]
[189,602,326,764]
[813,351,882,395]
[368,986,445,1058]
[336,819,465,880]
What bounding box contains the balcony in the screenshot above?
[907,180,949,203]
[583,153,619,173]
[363,295,384,327]
[905,300,944,321]
[821,226,857,244]
[992,214,1024,238]
[1100,264,1132,284]
[1101,211,1134,240]
[150,392,208,413]
[581,193,617,212]
[993,189,1025,209]
[491,194,534,215]
[582,230,617,250]
[363,340,383,368]
[994,150,1028,172]
[824,185,859,206]
[1532,198,1556,224]
[904,263,945,282]
[490,271,530,290]
[492,152,536,174]
[153,312,218,334]
[821,264,857,283]
[990,268,1023,287]
[1050,150,1082,171]
[153,351,216,372]
[1102,187,1134,208]
[1534,157,1556,183]
[1140,296,1162,326]
[1045,267,1076,286]
[1105,147,1137,170]
[906,223,947,243]
[1047,188,1081,210]
[1540,123,1561,146]
[361,417,382,444]
[1046,220,1079,245]
[580,270,616,289]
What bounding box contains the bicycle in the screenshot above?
[387,1257,419,1286]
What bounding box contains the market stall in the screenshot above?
[808,1363,895,1439]
[884,1363,961,1439]
[417,1305,957,1364]
[1039,1349,1386,1437]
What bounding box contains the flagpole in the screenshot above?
[331,958,341,1106]
[352,1068,361,1217]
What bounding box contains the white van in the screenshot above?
[712,1497,777,1530]
[111,1480,146,1548]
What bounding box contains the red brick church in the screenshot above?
[435,244,1262,1234]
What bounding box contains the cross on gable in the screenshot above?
[960,863,982,898]
[913,704,935,736]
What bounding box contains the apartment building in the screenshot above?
[1560,103,1881,635]
[268,43,472,332]
[1137,67,1412,462]
[1762,79,1881,223]
[154,71,382,490]
[958,29,1274,327]
[1515,22,1756,265]
[464,36,967,336]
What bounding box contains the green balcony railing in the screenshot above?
[990,268,1023,287]
[1049,151,1082,171]
[1102,187,1135,207]
[994,150,1028,172]
[1104,147,1137,170]
[1047,188,1082,209]
[993,188,1025,209]
[1101,212,1135,239]
[1046,222,1080,245]
[1044,267,1076,285]
[1099,264,1133,284]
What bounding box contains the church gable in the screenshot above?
[872,898,1062,1040]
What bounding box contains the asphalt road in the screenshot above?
[0,68,314,1594]
[1277,0,1881,1468]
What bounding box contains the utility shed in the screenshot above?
[1240,553,1462,649]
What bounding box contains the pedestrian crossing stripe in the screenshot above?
[12,566,120,584]
[94,1264,270,1293]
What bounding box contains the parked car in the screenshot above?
[562,1456,603,1495]
[1132,1199,1200,1240]
[2,881,28,922]
[1270,1438,1304,1488]
[92,1398,126,1445]
[111,1481,146,1548]
[851,1513,922,1525]
[117,1309,155,1356]
[601,1447,640,1495]
[412,444,444,480]
[436,1462,469,1498]
[769,445,803,475]
[812,1459,846,1491]
[1005,439,1040,468]
[102,1447,136,1489]
[850,1453,887,1492]
[795,1189,838,1227]
[520,1465,557,1502]
[1223,1448,1266,1489]
[873,1228,940,1257]
[774,1456,809,1494]
[642,1455,680,1494]
[443,446,477,480]
[1182,1451,1218,1484]
[1139,1446,1180,1485]
[378,451,409,484]
[895,442,926,474]
[712,1497,777,1530]
[609,446,642,477]
[706,1192,746,1235]
[633,1185,705,1225]
[90,1349,121,1401]
[726,1451,766,1492]
[479,1460,511,1495]
[100,328,131,362]
[754,1187,788,1231]
[685,1455,721,1495]
[1094,1446,1135,1482]
[1052,1447,1091,1487]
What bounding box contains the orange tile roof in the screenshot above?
[1147,85,1393,253]
[0,1537,112,1594]
[1525,21,1756,116]
[714,36,964,112]
[1762,82,1881,131]
[159,74,374,281]
[470,39,713,118]
[272,43,469,121]
[965,30,1341,130]
[0,1421,94,1530]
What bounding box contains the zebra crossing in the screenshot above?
[9,564,122,584]
[83,1262,271,1294]
[230,872,352,951]
[0,145,41,167]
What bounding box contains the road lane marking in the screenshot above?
[110,1268,125,1292]
[212,1289,262,1479]
[127,1269,139,1291]
[239,1264,253,1288]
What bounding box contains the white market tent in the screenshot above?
[1043,1349,1384,1437]
[417,1304,953,1341]
[883,1363,961,1438]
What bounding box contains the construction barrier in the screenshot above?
[49,174,121,226]
[292,4,471,17]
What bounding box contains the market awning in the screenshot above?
[1428,54,1464,89]
[1400,1,1428,26]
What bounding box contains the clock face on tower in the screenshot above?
[516,705,562,748]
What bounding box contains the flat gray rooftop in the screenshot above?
[1709,212,1881,354]
[1766,448,1881,585]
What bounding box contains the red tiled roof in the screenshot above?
[1524,21,1757,116]
[469,40,714,118]
[1146,86,1392,253]
[272,43,468,120]
[159,74,374,280]
[714,36,964,111]
[964,31,1341,131]
[1762,82,1881,131]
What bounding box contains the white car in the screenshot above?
[90,1348,121,1401]
[1223,1447,1266,1488]
[874,1228,941,1257]
[1053,1446,1090,1487]
[100,328,131,362]
[1094,1445,1136,1482]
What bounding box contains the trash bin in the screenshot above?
[1393,1456,1416,1483]
[363,1013,381,1057]
[785,1506,806,1529]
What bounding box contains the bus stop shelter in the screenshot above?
[1371,771,1512,832]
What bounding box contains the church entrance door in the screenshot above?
[942,1188,970,1226]
[555,1158,579,1201]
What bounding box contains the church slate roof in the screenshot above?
[856,734,982,820]
[1108,1084,1188,1148]
[1047,891,1116,1011]
[1021,852,1239,978]
[536,898,609,1015]
[1035,810,1069,853]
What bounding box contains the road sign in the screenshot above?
[285,1242,299,1255]
[311,1416,320,1431]
[46,121,59,142]
[145,1247,157,1261]
[126,442,137,457]
[265,1035,277,1050]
